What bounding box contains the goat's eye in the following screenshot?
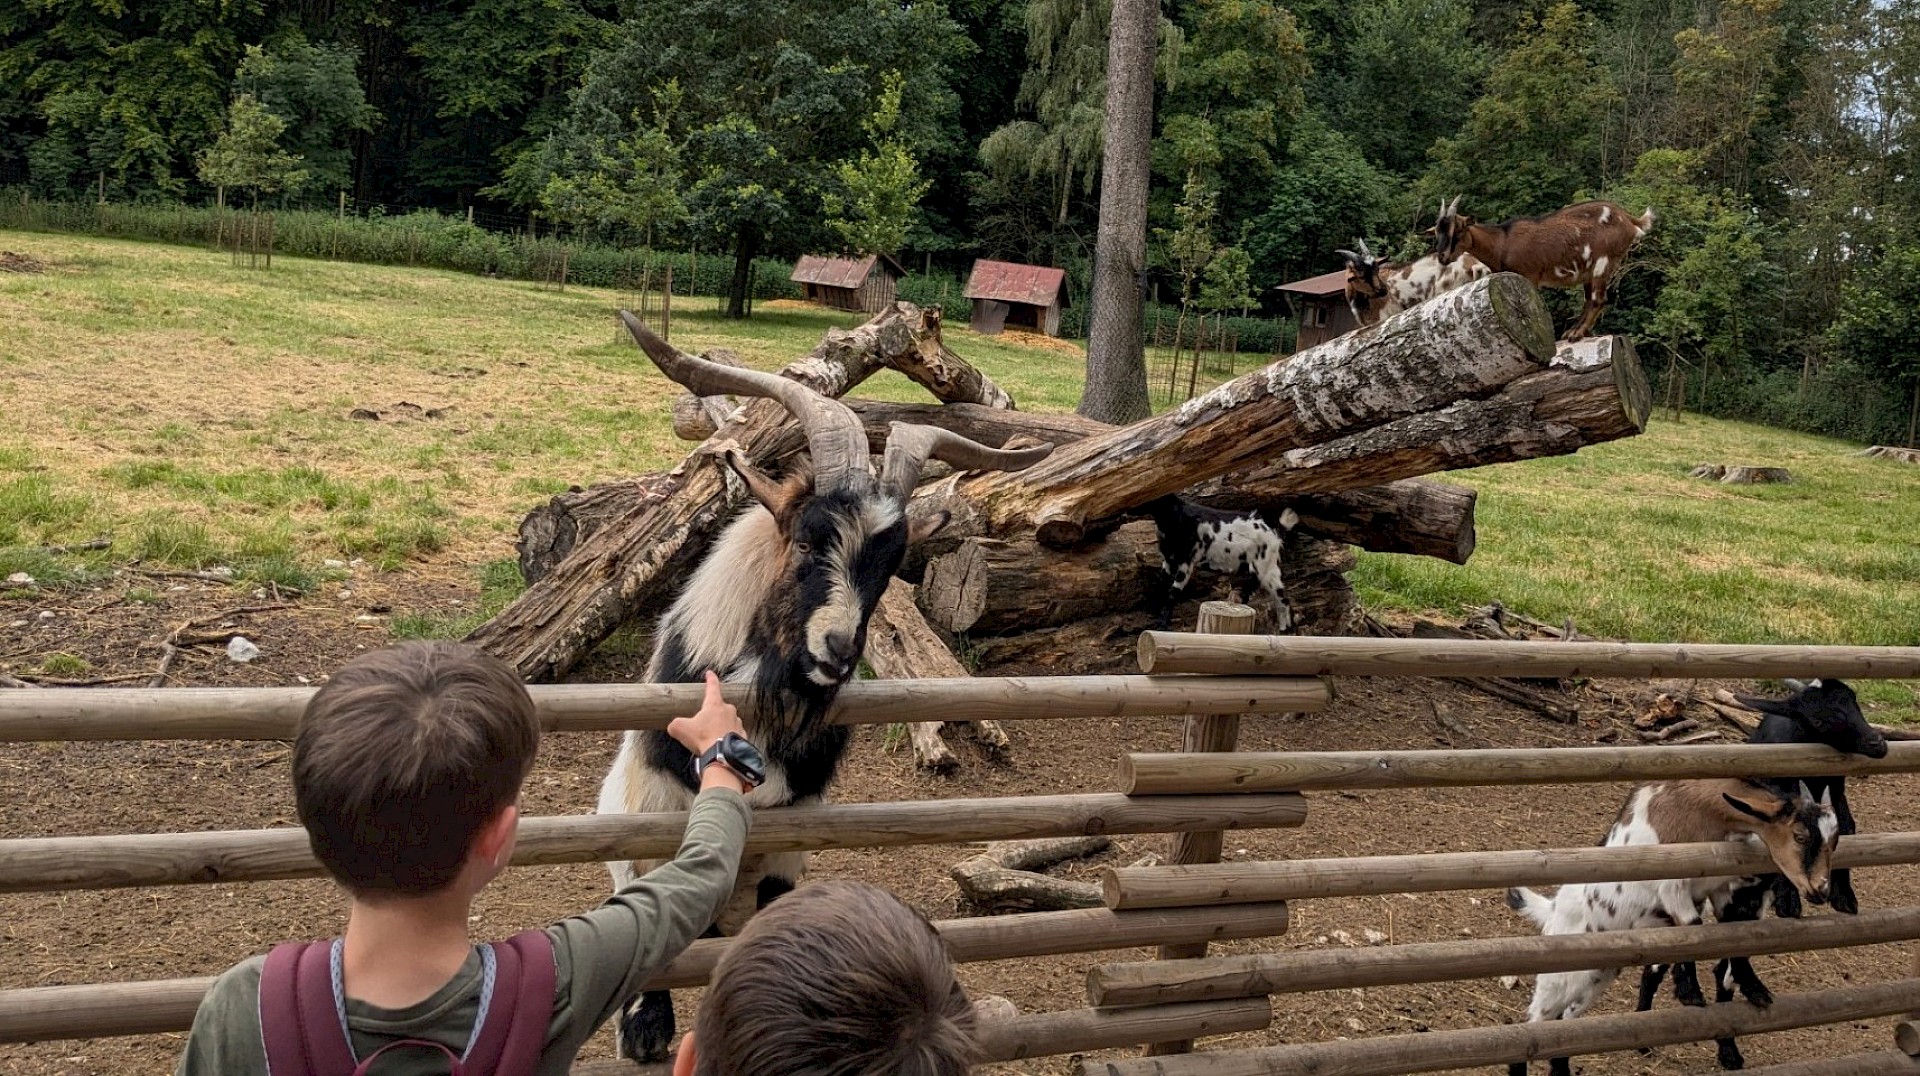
[795,542,812,555]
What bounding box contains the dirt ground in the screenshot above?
[1,573,1915,1075]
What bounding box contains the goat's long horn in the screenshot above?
[1357,237,1375,261]
[1446,194,1463,217]
[879,423,1053,501]
[620,310,867,488]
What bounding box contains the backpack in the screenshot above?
[258,930,556,1076]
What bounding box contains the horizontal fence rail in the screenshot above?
[1120,741,1920,795]
[572,997,1276,1075]
[0,793,1307,894]
[1136,633,1920,680]
[1104,831,1920,909]
[1082,979,1920,1076]
[0,675,1327,742]
[0,902,1292,1043]
[1086,906,1920,1007]
[1720,1054,1920,1076]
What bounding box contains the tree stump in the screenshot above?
[1858,446,1920,465]
[865,579,1010,771]
[1723,466,1793,484]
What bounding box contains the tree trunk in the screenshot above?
[470,305,952,680]
[726,223,759,319]
[865,579,1010,772]
[924,274,1567,550]
[922,522,1165,636]
[1078,0,1156,425]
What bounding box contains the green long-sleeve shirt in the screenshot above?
[175,788,750,1076]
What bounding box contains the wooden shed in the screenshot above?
[964,259,1070,336]
[790,254,906,313]
[1275,269,1358,352]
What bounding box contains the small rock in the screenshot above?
[349,558,365,568]
[8,620,26,628]
[323,559,347,569]
[1345,1018,1366,1032]
[339,590,353,599]
[296,675,312,685]
[354,614,383,624]
[1330,929,1355,946]
[1500,976,1520,990]
[208,566,235,579]
[1458,927,1475,937]
[5,572,34,585]
[227,636,261,663]
[1362,929,1388,945]
[37,610,56,620]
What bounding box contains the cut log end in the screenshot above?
[1486,272,1558,362]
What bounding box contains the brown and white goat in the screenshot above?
[1336,239,1489,327]
[598,315,1051,1062]
[1505,779,1837,1076]
[1432,196,1654,341]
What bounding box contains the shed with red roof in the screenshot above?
[963,259,1070,337]
[790,254,906,313]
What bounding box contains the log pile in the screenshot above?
[469,277,1652,768]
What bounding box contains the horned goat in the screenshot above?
[1432,196,1654,341]
[1335,239,1489,327]
[597,316,1052,1062]
[1633,678,1883,1069]
[1506,779,1837,1076]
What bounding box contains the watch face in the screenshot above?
[723,733,768,781]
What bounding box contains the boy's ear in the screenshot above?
[672,1031,698,1076]
[472,802,520,870]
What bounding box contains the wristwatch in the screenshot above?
[694,732,768,789]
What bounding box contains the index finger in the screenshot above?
[702,669,726,705]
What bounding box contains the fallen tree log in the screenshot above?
[1183,334,1650,501]
[914,275,1566,549]
[865,579,1010,771]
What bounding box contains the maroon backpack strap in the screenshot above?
[261,941,359,1076]
[461,930,556,1075]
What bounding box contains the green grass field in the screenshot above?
[2,230,1914,715]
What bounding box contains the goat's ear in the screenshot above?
[1724,790,1784,822]
[719,448,793,516]
[907,508,951,546]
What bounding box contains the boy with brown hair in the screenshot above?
[672,879,979,1076]
[177,640,757,1075]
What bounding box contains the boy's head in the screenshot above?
[682,880,976,1076]
[293,641,538,900]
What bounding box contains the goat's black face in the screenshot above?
[1750,679,1886,758]
[786,489,906,686]
[1433,213,1468,266]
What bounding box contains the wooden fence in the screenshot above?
[3,629,1919,1074]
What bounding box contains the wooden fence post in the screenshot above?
[1147,599,1258,1057]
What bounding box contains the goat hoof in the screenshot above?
[617,991,677,1064]
[1743,982,1773,1008]
[1718,1043,1746,1069]
[1830,889,1859,915]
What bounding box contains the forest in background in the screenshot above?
[1,0,1917,445]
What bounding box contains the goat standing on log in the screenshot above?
[597,314,1051,1062]
[1633,678,1884,1069]
[1336,239,1489,327]
[1506,778,1837,1076]
[1432,196,1653,341]
[1145,496,1298,632]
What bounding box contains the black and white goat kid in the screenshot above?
[597,314,1051,1062]
[1632,678,1885,1069]
[1146,497,1298,631]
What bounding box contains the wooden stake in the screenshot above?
[1148,600,1258,1056]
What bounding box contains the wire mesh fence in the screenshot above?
[1144,307,1253,406]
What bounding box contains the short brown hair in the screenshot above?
[293,641,539,898]
[695,880,976,1076]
